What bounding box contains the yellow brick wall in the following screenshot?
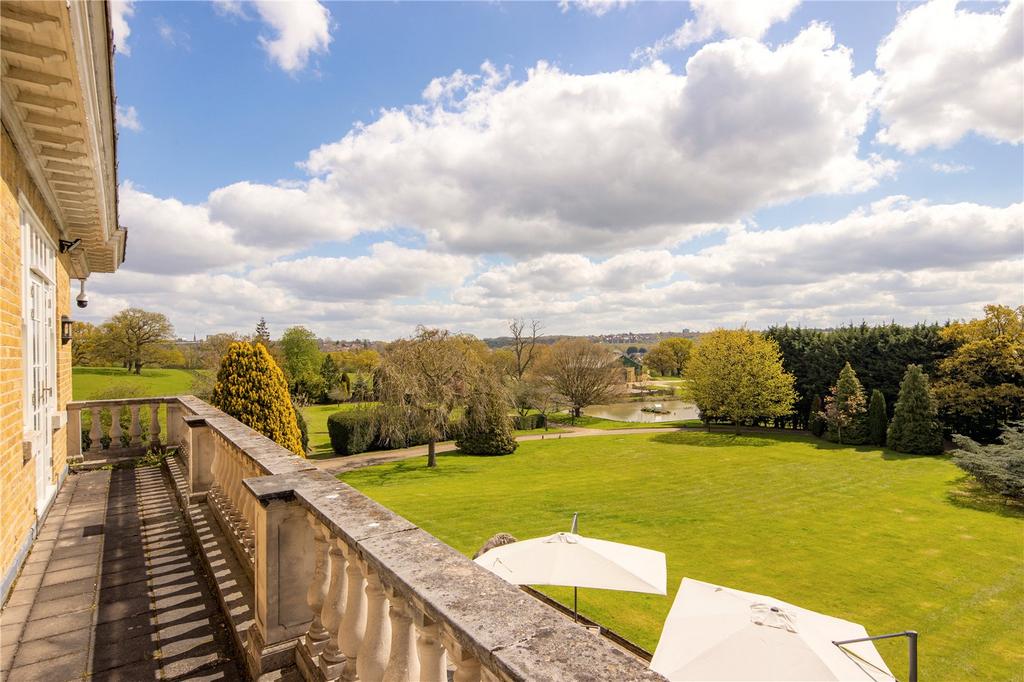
[1,124,73,586]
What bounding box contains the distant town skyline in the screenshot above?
[87,0,1024,339]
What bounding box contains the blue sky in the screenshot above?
[93,0,1023,339]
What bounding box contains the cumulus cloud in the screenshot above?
[235,26,887,256]
[250,243,476,301]
[636,0,800,60]
[110,0,135,56]
[116,104,142,132]
[117,182,271,275]
[214,0,333,73]
[96,195,1022,339]
[558,0,635,17]
[875,0,1024,152]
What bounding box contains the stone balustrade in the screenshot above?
[67,396,183,462]
[72,395,665,681]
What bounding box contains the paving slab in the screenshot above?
[1,467,243,680]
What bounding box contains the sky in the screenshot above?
[89,0,1024,341]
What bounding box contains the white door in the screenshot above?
[21,205,57,514]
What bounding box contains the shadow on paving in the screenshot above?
[92,466,242,681]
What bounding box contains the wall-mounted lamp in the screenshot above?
[59,238,82,254]
[61,315,73,345]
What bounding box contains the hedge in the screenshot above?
[327,410,377,456]
[514,414,547,430]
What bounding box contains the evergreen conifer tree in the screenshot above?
[888,364,943,455]
[823,362,869,444]
[809,395,826,437]
[211,342,304,456]
[867,389,888,446]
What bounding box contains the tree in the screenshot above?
[210,342,304,456]
[199,332,243,371]
[542,339,622,420]
[508,318,543,380]
[953,423,1024,500]
[100,307,175,374]
[456,367,518,456]
[933,305,1024,443]
[765,322,951,430]
[71,321,102,366]
[320,354,342,398]
[375,327,476,467]
[645,337,693,377]
[887,365,943,455]
[867,389,889,446]
[821,362,868,444]
[279,326,323,393]
[254,317,271,346]
[809,395,826,437]
[686,330,796,432]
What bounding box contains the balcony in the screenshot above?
[1,396,663,681]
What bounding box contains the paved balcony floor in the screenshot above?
[1,466,242,681]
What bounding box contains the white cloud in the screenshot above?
[875,0,1024,152]
[116,104,142,132]
[214,0,333,73]
[930,161,972,174]
[251,243,475,301]
[251,26,888,256]
[636,0,800,60]
[110,0,135,56]
[117,182,272,275]
[558,0,635,17]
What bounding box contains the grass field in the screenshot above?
[547,412,702,430]
[72,366,202,400]
[341,431,1024,681]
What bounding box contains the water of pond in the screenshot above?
[582,400,700,423]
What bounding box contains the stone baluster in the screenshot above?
[444,633,483,682]
[357,564,392,681]
[149,403,161,449]
[303,517,331,660]
[88,406,102,452]
[211,434,226,505]
[129,405,142,446]
[109,406,123,450]
[382,590,419,682]
[338,544,367,680]
[67,407,82,462]
[415,617,447,682]
[480,669,503,682]
[320,538,349,680]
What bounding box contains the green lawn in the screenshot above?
[341,431,1023,681]
[72,366,202,400]
[547,412,702,430]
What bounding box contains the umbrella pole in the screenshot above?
[574,587,578,622]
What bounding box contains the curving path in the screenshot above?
[311,425,692,475]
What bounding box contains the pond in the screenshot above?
[582,399,700,423]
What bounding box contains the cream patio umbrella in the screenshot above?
[473,514,667,620]
[651,578,901,682]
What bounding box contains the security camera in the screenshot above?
[76,279,88,309]
[59,238,82,254]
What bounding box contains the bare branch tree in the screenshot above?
[542,339,622,420]
[509,318,543,381]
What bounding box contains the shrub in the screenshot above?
[293,402,309,454]
[808,395,825,437]
[953,423,1024,500]
[888,364,944,455]
[210,342,304,457]
[867,389,888,446]
[328,409,377,456]
[456,373,518,456]
[514,414,546,430]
